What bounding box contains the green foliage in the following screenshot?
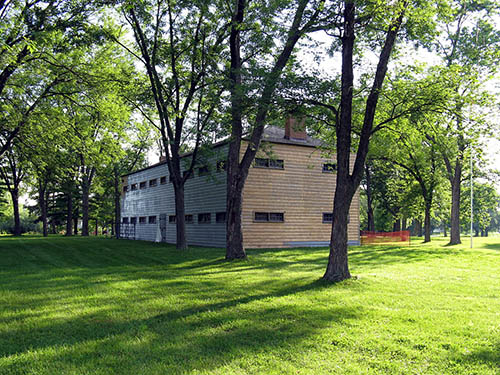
[461,181,500,234]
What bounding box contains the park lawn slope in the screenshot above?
[0,235,498,375]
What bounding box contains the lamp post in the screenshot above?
[470,149,473,249]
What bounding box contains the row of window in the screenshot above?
[123,212,342,225]
[123,160,337,193]
[122,216,158,224]
[122,212,227,225]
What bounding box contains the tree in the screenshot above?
[120,0,227,249]
[0,142,26,235]
[0,0,107,157]
[225,0,330,259]
[424,0,500,245]
[321,0,421,281]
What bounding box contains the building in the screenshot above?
[120,120,360,248]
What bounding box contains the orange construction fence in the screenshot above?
[360,230,411,245]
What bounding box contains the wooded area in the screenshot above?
[1,0,499,282]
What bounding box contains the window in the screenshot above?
[183,170,193,179]
[130,217,137,224]
[122,217,129,224]
[216,212,226,223]
[269,212,284,222]
[139,216,147,224]
[149,179,157,187]
[254,212,284,222]
[216,160,227,172]
[254,158,284,169]
[139,181,147,189]
[198,166,209,176]
[148,216,156,224]
[255,158,269,168]
[254,212,269,222]
[131,184,137,191]
[169,215,176,223]
[123,185,129,193]
[185,214,193,224]
[198,213,211,224]
[160,176,167,185]
[323,213,333,223]
[270,159,284,169]
[323,163,337,173]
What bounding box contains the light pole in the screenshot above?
[470,149,473,249]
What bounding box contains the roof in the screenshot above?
[122,125,324,178]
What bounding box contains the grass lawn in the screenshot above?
[0,235,498,375]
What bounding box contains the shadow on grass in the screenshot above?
[457,341,500,369]
[483,243,500,251]
[0,277,360,374]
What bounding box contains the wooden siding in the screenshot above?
[241,141,360,248]
[120,147,227,247]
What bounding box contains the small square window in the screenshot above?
[122,217,129,224]
[148,216,156,224]
[198,166,209,176]
[139,181,147,189]
[169,215,176,223]
[323,213,333,223]
[255,158,269,168]
[185,214,193,224]
[123,185,129,192]
[139,216,147,224]
[149,179,157,187]
[216,160,227,172]
[269,212,284,222]
[323,163,337,173]
[130,217,137,224]
[216,212,226,223]
[269,159,284,169]
[160,176,167,184]
[254,212,269,222]
[131,184,137,191]
[198,213,211,224]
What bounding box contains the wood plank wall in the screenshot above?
[241,141,360,248]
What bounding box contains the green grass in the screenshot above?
[0,235,498,375]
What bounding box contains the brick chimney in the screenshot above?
[284,116,307,140]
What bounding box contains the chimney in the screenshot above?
[284,116,307,140]
[159,155,166,163]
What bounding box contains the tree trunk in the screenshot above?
[81,177,90,236]
[95,219,98,236]
[365,164,375,231]
[226,169,246,259]
[73,212,78,236]
[423,201,431,243]
[449,172,461,244]
[11,188,21,236]
[443,222,447,237]
[324,181,353,282]
[66,189,73,236]
[393,219,401,232]
[114,167,121,239]
[415,219,423,237]
[174,183,188,250]
[39,184,48,237]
